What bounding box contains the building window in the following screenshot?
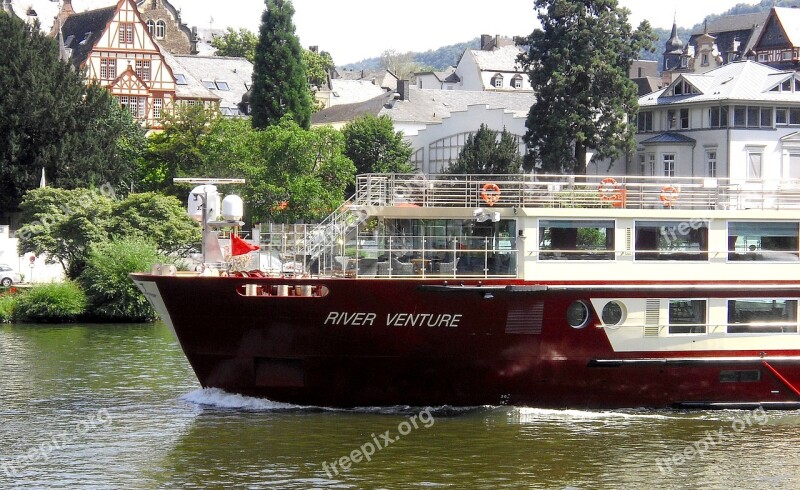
[680,108,689,129]
[201,80,216,90]
[788,154,800,180]
[492,74,503,88]
[119,23,133,45]
[538,220,615,261]
[512,76,523,89]
[100,58,116,80]
[663,153,675,177]
[701,54,709,66]
[728,299,798,333]
[215,81,229,91]
[669,299,707,334]
[710,106,728,128]
[707,150,717,177]
[156,20,166,39]
[635,220,709,261]
[728,222,799,261]
[777,108,787,125]
[637,111,653,132]
[792,109,800,125]
[680,57,689,68]
[175,73,187,85]
[747,151,762,179]
[733,106,746,127]
[146,20,154,36]
[784,51,793,61]
[153,98,162,119]
[758,53,769,62]
[667,109,677,129]
[135,60,151,81]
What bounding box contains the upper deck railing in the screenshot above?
[355,174,800,211]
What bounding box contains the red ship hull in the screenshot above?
[133,274,800,409]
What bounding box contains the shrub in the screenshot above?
[14,282,86,323]
[78,237,164,322]
[0,293,18,322]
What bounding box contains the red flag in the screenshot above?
[231,234,259,256]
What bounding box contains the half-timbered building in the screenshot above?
[60,0,176,128]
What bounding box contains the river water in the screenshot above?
[2,322,800,489]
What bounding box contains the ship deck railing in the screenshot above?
[356,174,800,211]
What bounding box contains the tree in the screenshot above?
[379,49,422,81]
[16,188,198,279]
[138,103,223,198]
[212,27,258,62]
[447,124,522,174]
[517,0,656,174]
[250,0,313,129]
[304,48,334,89]
[230,116,355,223]
[0,13,145,215]
[342,115,414,181]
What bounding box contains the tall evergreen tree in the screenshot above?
[517,0,656,174]
[0,12,144,215]
[447,124,522,174]
[250,0,312,129]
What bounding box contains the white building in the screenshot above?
[590,61,800,181]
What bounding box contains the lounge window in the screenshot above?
[777,108,787,125]
[637,111,653,132]
[710,106,728,128]
[635,220,708,261]
[733,106,746,127]
[728,222,799,261]
[538,220,615,260]
[668,299,707,334]
[680,108,689,129]
[791,108,800,125]
[727,299,798,333]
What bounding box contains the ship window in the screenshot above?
[668,299,707,334]
[566,301,591,329]
[634,220,708,261]
[720,370,761,383]
[727,299,798,333]
[728,222,799,261]
[538,220,615,260]
[601,301,625,325]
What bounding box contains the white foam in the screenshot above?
[180,388,299,411]
[511,407,676,421]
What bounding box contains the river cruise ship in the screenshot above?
[132,173,800,408]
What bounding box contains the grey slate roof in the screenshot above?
[158,47,219,102]
[312,87,534,126]
[170,54,254,114]
[471,44,524,72]
[640,132,697,145]
[640,61,800,107]
[690,12,766,36]
[60,5,116,69]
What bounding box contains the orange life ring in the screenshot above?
[598,177,622,201]
[660,185,680,205]
[481,183,501,207]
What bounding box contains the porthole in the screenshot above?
[566,300,590,329]
[601,301,625,325]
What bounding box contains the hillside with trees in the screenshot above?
[344,0,800,73]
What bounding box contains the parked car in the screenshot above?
[0,264,21,287]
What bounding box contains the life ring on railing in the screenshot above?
[598,177,622,201]
[660,185,680,205]
[481,183,501,207]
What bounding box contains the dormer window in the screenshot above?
[202,80,216,90]
[175,74,188,85]
[215,81,229,91]
[512,75,523,89]
[669,80,698,96]
[769,77,800,93]
[491,74,503,88]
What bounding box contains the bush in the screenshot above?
[0,292,18,322]
[78,237,164,322]
[14,282,86,323]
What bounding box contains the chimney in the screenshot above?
[191,26,198,55]
[397,80,410,101]
[309,45,318,53]
[480,34,492,50]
